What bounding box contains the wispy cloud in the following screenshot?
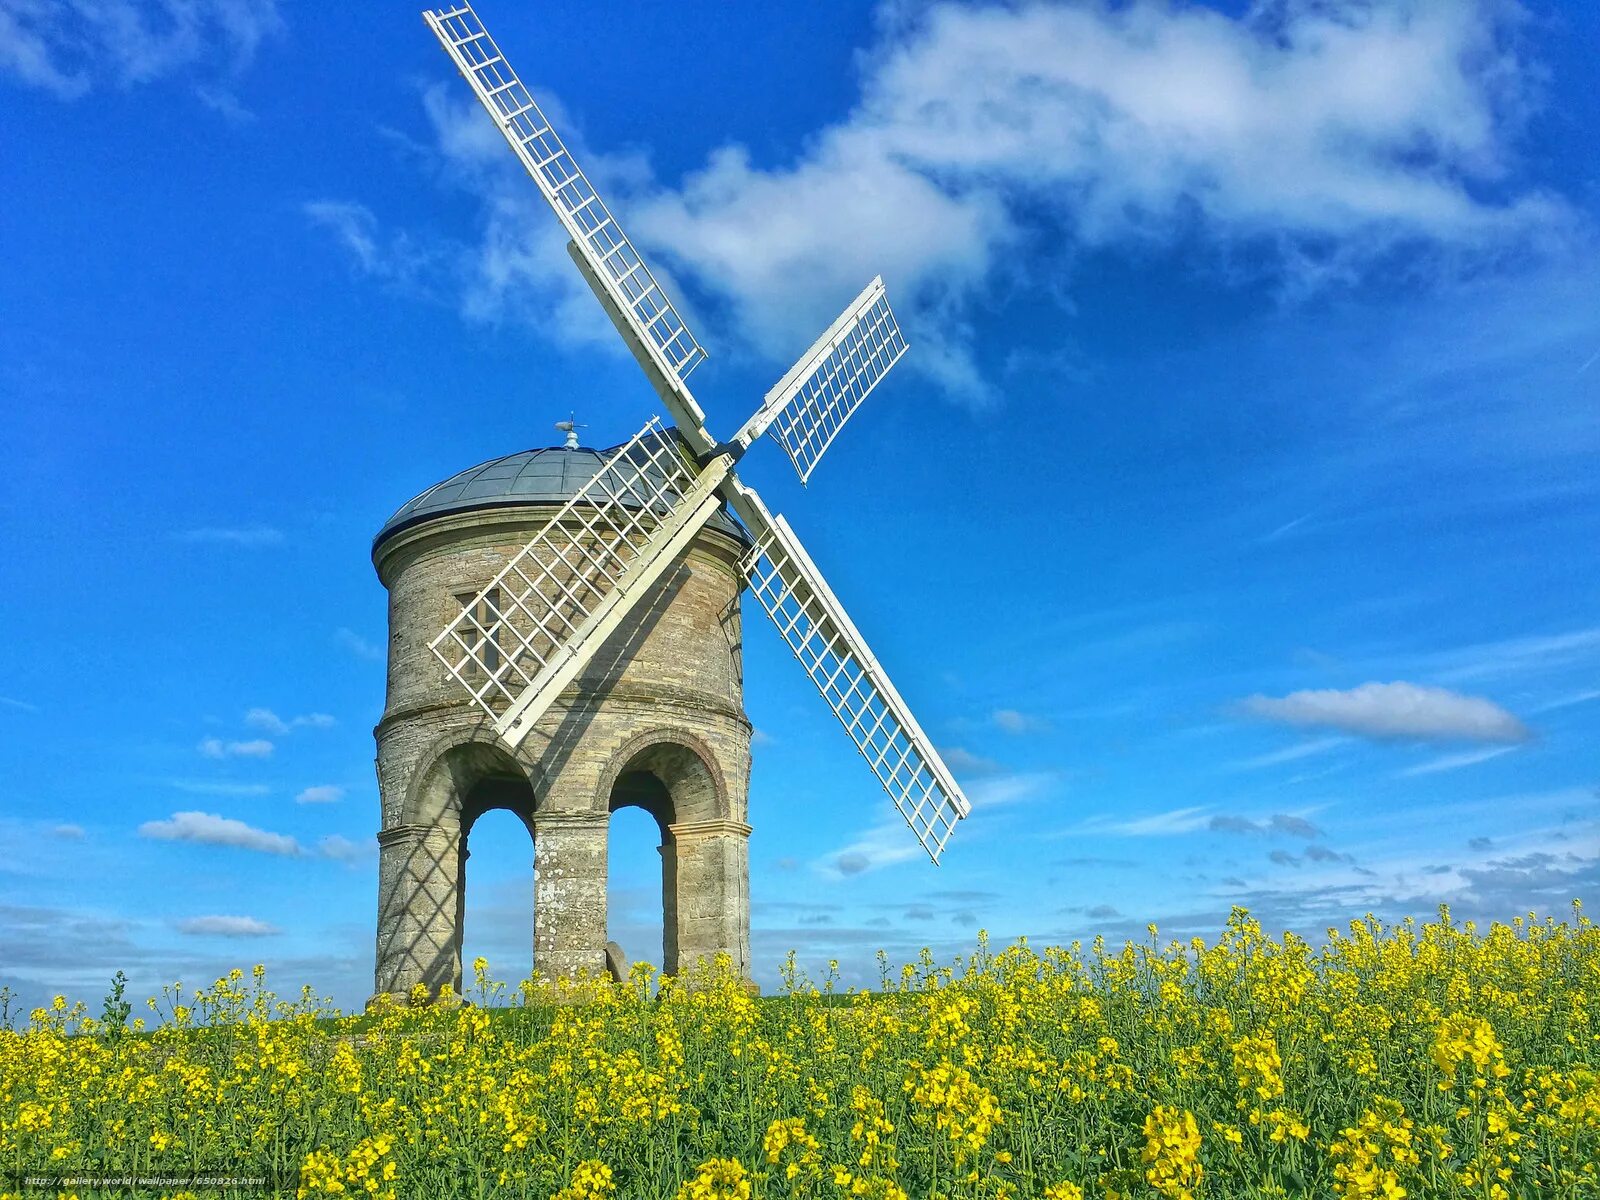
[194,82,254,123]
[1087,805,1213,837]
[967,771,1054,810]
[1210,813,1324,839]
[1231,737,1346,771]
[175,914,280,937]
[303,200,443,297]
[1428,628,1600,684]
[295,785,344,805]
[1530,689,1600,715]
[816,818,927,879]
[168,779,270,797]
[245,708,335,736]
[0,0,284,101]
[939,746,1002,776]
[197,736,273,760]
[174,526,284,547]
[992,708,1049,735]
[138,811,299,856]
[319,834,376,863]
[50,823,84,840]
[1238,681,1530,744]
[1395,745,1519,778]
[334,627,383,662]
[1261,513,1315,543]
[0,696,39,713]
[306,87,625,352]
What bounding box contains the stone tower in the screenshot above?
[369,434,753,1003]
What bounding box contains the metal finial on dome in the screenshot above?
[554,413,587,450]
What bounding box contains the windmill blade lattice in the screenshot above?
[741,277,910,484]
[732,486,970,862]
[430,420,727,745]
[425,5,708,390]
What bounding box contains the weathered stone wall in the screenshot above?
[370,503,752,1002]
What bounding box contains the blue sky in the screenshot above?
[1,0,1597,1012]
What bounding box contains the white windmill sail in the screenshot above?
[724,481,970,863]
[424,4,716,454]
[430,420,730,747]
[733,277,910,484]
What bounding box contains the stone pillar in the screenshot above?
[660,838,680,974]
[533,811,609,980]
[669,818,752,976]
[373,823,463,1002]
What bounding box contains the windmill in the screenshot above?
[421,4,970,865]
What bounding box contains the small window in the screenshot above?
[453,587,503,675]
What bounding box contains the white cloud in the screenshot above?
[334,627,383,662]
[1239,681,1530,744]
[197,736,274,759]
[0,0,283,100]
[319,833,375,863]
[634,0,1565,389]
[245,708,335,735]
[1395,745,1519,778]
[174,526,284,547]
[992,708,1049,735]
[175,914,280,937]
[815,818,926,879]
[50,823,84,840]
[327,0,1565,403]
[138,810,300,856]
[296,785,344,805]
[244,707,288,735]
[0,696,39,713]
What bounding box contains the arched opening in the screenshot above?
[459,775,535,998]
[607,783,668,977]
[604,738,725,979]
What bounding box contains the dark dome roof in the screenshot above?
[374,431,748,552]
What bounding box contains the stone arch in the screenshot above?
[401,727,534,829]
[591,729,746,977]
[593,727,730,825]
[374,729,538,1002]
